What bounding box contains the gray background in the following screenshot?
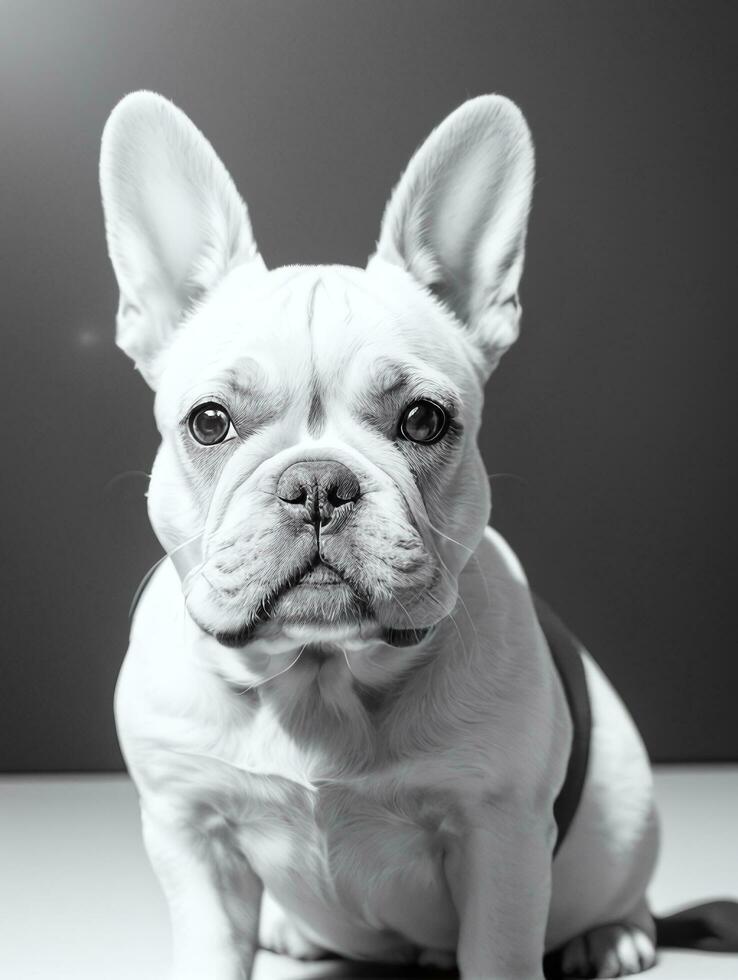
[2,0,736,770]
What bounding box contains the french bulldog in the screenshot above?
[100,92,735,980]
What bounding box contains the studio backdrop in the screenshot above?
[1,0,735,770]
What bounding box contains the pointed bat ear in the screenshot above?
[100,91,265,388]
[370,95,535,376]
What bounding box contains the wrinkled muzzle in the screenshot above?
[182,454,458,650]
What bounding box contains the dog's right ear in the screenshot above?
[369,95,534,377]
[100,91,264,388]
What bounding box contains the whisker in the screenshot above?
[426,589,468,658]
[168,528,206,558]
[450,589,481,657]
[410,511,486,657]
[342,647,358,680]
[237,644,307,695]
[129,527,207,615]
[392,593,416,631]
[487,471,527,487]
[469,550,493,607]
[199,570,220,595]
[418,513,476,556]
[103,469,151,494]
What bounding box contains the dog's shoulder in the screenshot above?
[114,560,233,776]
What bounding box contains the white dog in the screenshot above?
[100,92,735,980]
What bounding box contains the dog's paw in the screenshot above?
[558,923,656,978]
[258,896,329,961]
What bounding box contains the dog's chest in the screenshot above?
[213,712,462,950]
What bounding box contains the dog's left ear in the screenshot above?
[370,95,534,375]
[100,91,264,388]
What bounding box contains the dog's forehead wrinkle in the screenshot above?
[221,356,266,391]
[174,355,268,410]
[306,374,326,436]
[359,356,462,409]
[371,360,413,396]
[296,266,403,333]
[305,275,329,331]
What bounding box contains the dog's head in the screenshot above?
[100,92,534,656]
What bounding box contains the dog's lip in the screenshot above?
[294,562,346,586]
[210,560,437,650]
[213,559,366,648]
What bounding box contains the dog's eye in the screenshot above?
[399,400,449,444]
[188,402,232,445]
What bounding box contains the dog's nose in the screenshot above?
[276,460,361,531]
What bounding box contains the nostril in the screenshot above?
[276,463,312,506]
[326,484,360,508]
[278,486,308,506]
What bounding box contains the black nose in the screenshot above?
[276,460,361,531]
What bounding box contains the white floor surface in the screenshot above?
[1,766,736,979]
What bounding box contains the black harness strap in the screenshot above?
[533,595,592,856]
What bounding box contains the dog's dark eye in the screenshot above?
[188,402,232,445]
[399,400,449,444]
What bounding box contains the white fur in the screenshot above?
[102,92,658,980]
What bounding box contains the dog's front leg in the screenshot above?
[445,807,553,980]
[142,807,262,980]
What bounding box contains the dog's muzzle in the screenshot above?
[171,457,439,650]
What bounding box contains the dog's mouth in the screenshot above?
[212,559,432,649]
